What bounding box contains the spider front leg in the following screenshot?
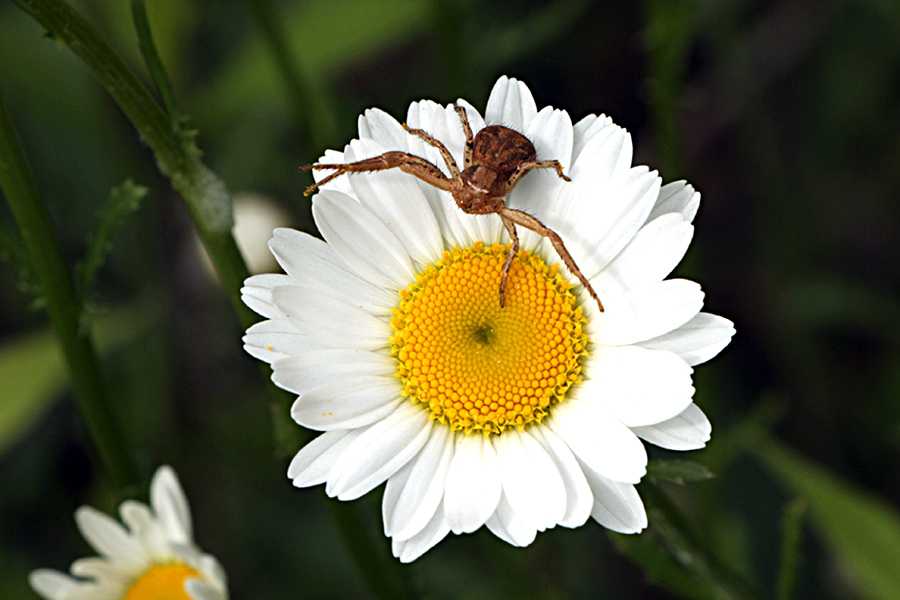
[505,160,571,192]
[402,124,461,179]
[499,215,521,308]
[300,151,454,196]
[452,103,475,168]
[500,207,605,312]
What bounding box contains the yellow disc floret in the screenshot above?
[123,562,202,600]
[390,242,589,435]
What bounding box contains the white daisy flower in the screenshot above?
[242,76,735,562]
[29,466,228,600]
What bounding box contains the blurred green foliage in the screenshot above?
[1,0,900,598]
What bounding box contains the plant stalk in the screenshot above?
[11,0,256,329]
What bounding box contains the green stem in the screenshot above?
[0,87,139,490]
[243,0,337,153]
[130,0,181,126]
[11,0,255,329]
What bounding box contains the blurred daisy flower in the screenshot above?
[242,76,734,562]
[29,466,227,600]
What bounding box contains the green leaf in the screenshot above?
[776,498,808,600]
[77,179,147,298]
[648,459,715,485]
[0,327,64,454]
[613,483,759,600]
[758,442,900,600]
[611,528,721,600]
[131,0,181,125]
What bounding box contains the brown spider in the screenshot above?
[301,104,604,312]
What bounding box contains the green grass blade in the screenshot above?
[758,442,900,600]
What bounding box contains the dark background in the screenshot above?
[1,0,899,598]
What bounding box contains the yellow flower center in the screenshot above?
[122,562,202,600]
[390,242,588,435]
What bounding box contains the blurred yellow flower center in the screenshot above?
[122,562,201,600]
[390,242,588,435]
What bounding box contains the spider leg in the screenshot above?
[500,207,605,312]
[301,151,454,196]
[505,159,571,193]
[499,215,520,308]
[452,103,475,168]
[402,124,461,179]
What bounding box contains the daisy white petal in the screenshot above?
[244,74,733,561]
[69,557,129,585]
[485,75,538,130]
[592,279,705,346]
[150,465,192,545]
[572,113,614,159]
[119,502,168,560]
[580,465,648,534]
[392,500,452,563]
[326,402,432,500]
[632,403,712,450]
[547,401,647,484]
[271,286,392,351]
[272,349,395,396]
[444,433,502,534]
[313,190,416,289]
[594,213,694,293]
[384,424,454,541]
[75,507,147,568]
[287,429,364,487]
[640,312,736,366]
[240,273,295,318]
[358,107,411,150]
[570,121,632,192]
[550,122,632,242]
[29,570,80,599]
[580,346,694,428]
[649,180,701,223]
[268,228,396,313]
[529,426,593,528]
[342,138,444,264]
[494,429,567,531]
[186,578,228,600]
[290,375,402,430]
[569,166,661,281]
[525,106,574,169]
[31,466,228,600]
[485,493,538,547]
[195,554,228,593]
[242,318,316,363]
